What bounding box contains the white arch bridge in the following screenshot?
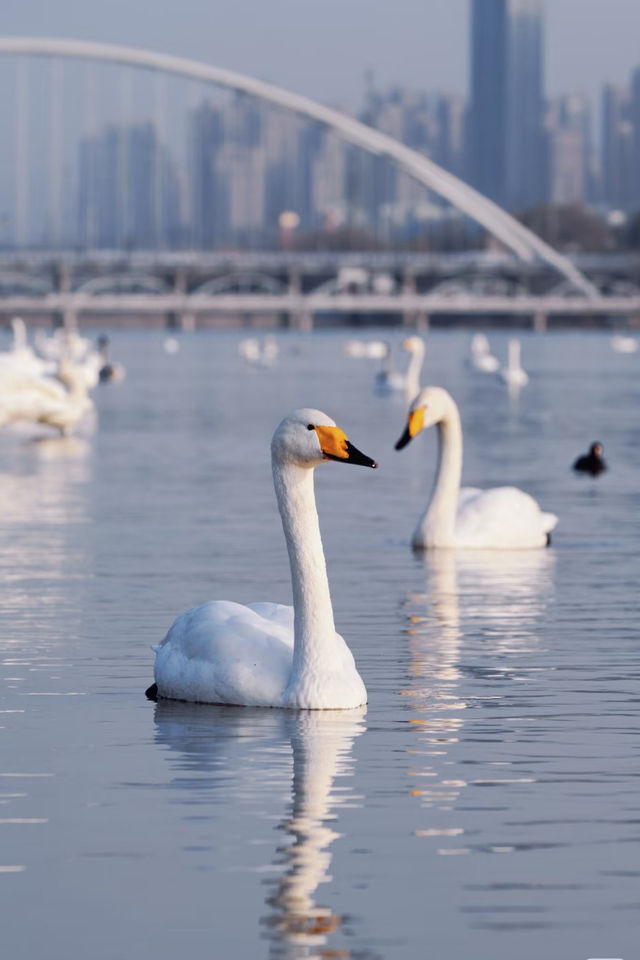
[0,35,599,300]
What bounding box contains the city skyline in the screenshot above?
[2,5,640,249]
[2,0,640,110]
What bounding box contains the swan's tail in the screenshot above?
[541,512,558,534]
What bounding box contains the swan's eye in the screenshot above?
[307,423,314,430]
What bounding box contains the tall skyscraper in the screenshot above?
[469,0,545,210]
[631,68,640,211]
[601,84,634,212]
[190,102,229,248]
[468,0,507,204]
[545,95,591,205]
[77,123,182,249]
[506,0,545,209]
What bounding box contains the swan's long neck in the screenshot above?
[273,460,339,687]
[405,344,424,400]
[415,398,463,548]
[508,339,521,372]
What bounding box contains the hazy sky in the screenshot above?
[3,0,640,107]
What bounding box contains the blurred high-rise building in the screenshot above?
[78,123,182,249]
[545,95,593,206]
[468,0,545,210]
[190,102,229,248]
[506,0,545,209]
[630,68,640,211]
[468,0,507,204]
[601,84,634,212]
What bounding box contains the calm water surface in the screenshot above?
[0,329,639,959]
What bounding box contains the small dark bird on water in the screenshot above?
[573,442,606,477]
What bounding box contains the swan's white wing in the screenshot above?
[153,599,295,706]
[0,370,66,398]
[457,486,482,511]
[456,486,555,548]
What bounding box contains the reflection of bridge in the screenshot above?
[0,251,639,328]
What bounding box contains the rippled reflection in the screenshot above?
[0,439,92,641]
[153,701,364,959]
[403,550,555,848]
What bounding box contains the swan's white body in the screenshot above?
[163,336,180,355]
[610,334,638,354]
[469,333,499,373]
[0,318,54,379]
[238,335,278,366]
[344,339,387,359]
[35,327,92,363]
[375,337,425,398]
[396,387,557,550]
[152,409,376,709]
[500,338,529,388]
[0,361,94,435]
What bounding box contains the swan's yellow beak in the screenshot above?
[395,407,424,450]
[315,425,378,468]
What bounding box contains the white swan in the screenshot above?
[395,386,557,549]
[375,337,425,398]
[149,409,378,708]
[500,338,529,389]
[610,334,638,354]
[0,360,94,436]
[0,317,54,379]
[469,333,499,373]
[238,335,279,367]
[344,339,387,359]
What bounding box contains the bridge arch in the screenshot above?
[75,273,170,296]
[0,35,597,298]
[0,270,52,297]
[192,272,286,296]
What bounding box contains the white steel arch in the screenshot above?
[0,35,598,298]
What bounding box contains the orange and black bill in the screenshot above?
[315,425,378,468]
[395,408,424,451]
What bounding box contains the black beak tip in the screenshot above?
[395,427,412,451]
[330,440,379,469]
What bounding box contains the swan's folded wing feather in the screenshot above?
[154,600,294,705]
[456,486,552,547]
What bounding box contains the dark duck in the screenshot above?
[573,442,606,477]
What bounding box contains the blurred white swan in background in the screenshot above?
[0,317,54,379]
[163,336,180,355]
[344,339,387,359]
[238,335,279,366]
[468,332,499,373]
[34,326,108,390]
[0,359,94,436]
[149,409,377,708]
[610,334,638,354]
[35,326,93,364]
[375,337,425,398]
[395,386,557,549]
[499,338,529,390]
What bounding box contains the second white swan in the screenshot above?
[395,386,557,549]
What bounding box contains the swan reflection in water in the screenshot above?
[152,701,365,959]
[0,438,92,630]
[402,549,555,831]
